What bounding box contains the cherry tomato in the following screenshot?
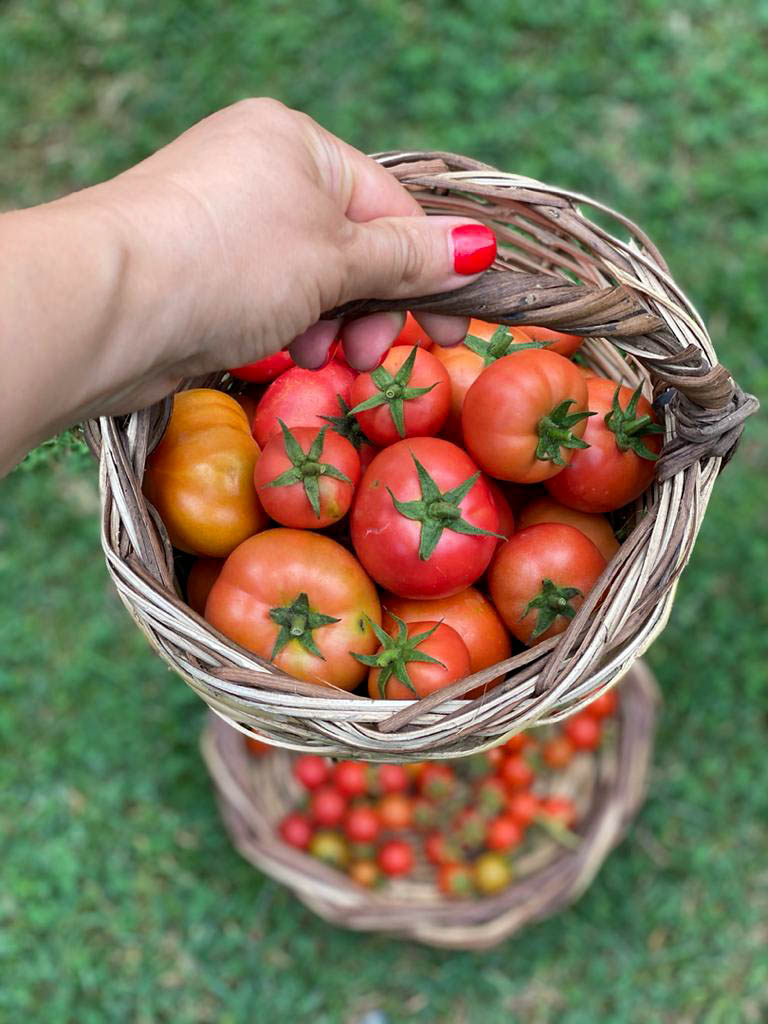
[419,763,456,800]
[462,349,591,483]
[489,524,606,646]
[472,851,512,893]
[437,862,474,897]
[254,424,360,529]
[504,733,532,754]
[412,796,437,831]
[244,734,271,757]
[517,495,619,562]
[475,777,508,816]
[563,712,602,751]
[377,792,413,831]
[279,812,313,849]
[349,346,451,446]
[143,389,268,558]
[542,735,575,769]
[506,790,539,828]
[348,859,380,888]
[252,367,343,448]
[377,839,414,877]
[205,529,381,691]
[392,312,434,348]
[229,350,294,383]
[546,378,663,513]
[365,619,472,700]
[293,754,331,790]
[520,325,583,357]
[308,830,350,867]
[351,437,500,599]
[186,557,224,615]
[333,761,369,798]
[376,764,410,794]
[344,804,381,843]
[499,755,535,791]
[309,785,347,827]
[486,815,524,852]
[454,807,486,848]
[425,831,459,866]
[538,796,577,828]
[585,688,618,719]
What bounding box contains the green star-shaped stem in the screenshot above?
[348,346,437,438]
[268,591,340,660]
[319,395,375,454]
[351,614,446,697]
[536,400,595,467]
[387,454,506,561]
[604,384,664,460]
[521,578,584,639]
[463,325,547,365]
[263,420,352,518]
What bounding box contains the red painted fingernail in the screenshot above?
[451,224,497,275]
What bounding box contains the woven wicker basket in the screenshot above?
[201,660,658,950]
[85,151,756,760]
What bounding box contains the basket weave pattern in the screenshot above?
[85,152,756,759]
[201,662,658,949]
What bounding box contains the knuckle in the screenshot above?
[392,220,427,287]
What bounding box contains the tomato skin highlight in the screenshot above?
[351,437,500,599]
[349,346,451,446]
[253,368,343,448]
[489,523,607,646]
[462,349,591,483]
[367,620,471,700]
[517,495,619,562]
[143,389,269,558]
[546,378,662,513]
[204,529,381,691]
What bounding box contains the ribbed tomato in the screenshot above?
[517,495,619,561]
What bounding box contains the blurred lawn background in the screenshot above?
[1,2,767,1021]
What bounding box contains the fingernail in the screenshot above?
[451,224,497,275]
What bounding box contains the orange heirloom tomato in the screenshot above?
[205,529,382,691]
[517,496,619,562]
[143,389,268,557]
[519,325,583,357]
[186,557,224,615]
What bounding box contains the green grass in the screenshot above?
[1,1,767,1021]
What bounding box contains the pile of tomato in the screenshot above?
[144,313,663,698]
[244,686,617,894]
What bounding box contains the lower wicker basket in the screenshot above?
[201,660,659,949]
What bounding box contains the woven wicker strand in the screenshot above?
[86,152,757,760]
[201,661,658,950]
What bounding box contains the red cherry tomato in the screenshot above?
[486,815,524,851]
[506,790,540,828]
[499,754,535,790]
[377,792,413,831]
[563,711,603,751]
[244,734,271,757]
[293,755,331,790]
[349,346,451,446]
[333,761,369,798]
[229,350,294,382]
[279,812,313,849]
[343,805,381,843]
[541,735,575,769]
[546,378,663,513]
[585,689,619,719]
[351,437,500,599]
[488,524,606,646]
[377,839,414,876]
[365,619,472,700]
[309,785,347,827]
[437,862,474,897]
[538,796,577,828]
[425,831,459,866]
[376,764,410,794]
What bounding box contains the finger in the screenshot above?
[288,319,341,369]
[340,312,406,372]
[344,216,496,302]
[413,312,470,347]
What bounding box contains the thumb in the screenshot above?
[343,215,496,301]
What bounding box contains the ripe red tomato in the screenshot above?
[377,839,414,876]
[279,812,313,849]
[308,829,349,867]
[431,319,537,441]
[541,735,575,769]
[462,349,591,483]
[293,754,331,790]
[585,688,618,719]
[499,755,535,790]
[506,790,539,828]
[485,479,516,548]
[254,424,360,529]
[546,378,663,513]
[229,350,294,382]
[333,761,369,798]
[364,619,472,700]
[377,792,413,831]
[319,360,356,403]
[486,815,524,851]
[376,764,410,794]
[309,785,347,827]
[186,557,224,615]
[252,367,343,448]
[563,711,602,751]
[437,862,474,897]
[349,346,451,446]
[489,524,606,646]
[343,805,380,843]
[504,733,532,755]
[351,437,501,599]
[381,587,511,685]
[538,796,577,828]
[425,831,459,866]
[472,851,512,893]
[392,311,434,348]
[205,529,381,690]
[520,325,583,357]
[517,495,619,562]
[348,859,380,887]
